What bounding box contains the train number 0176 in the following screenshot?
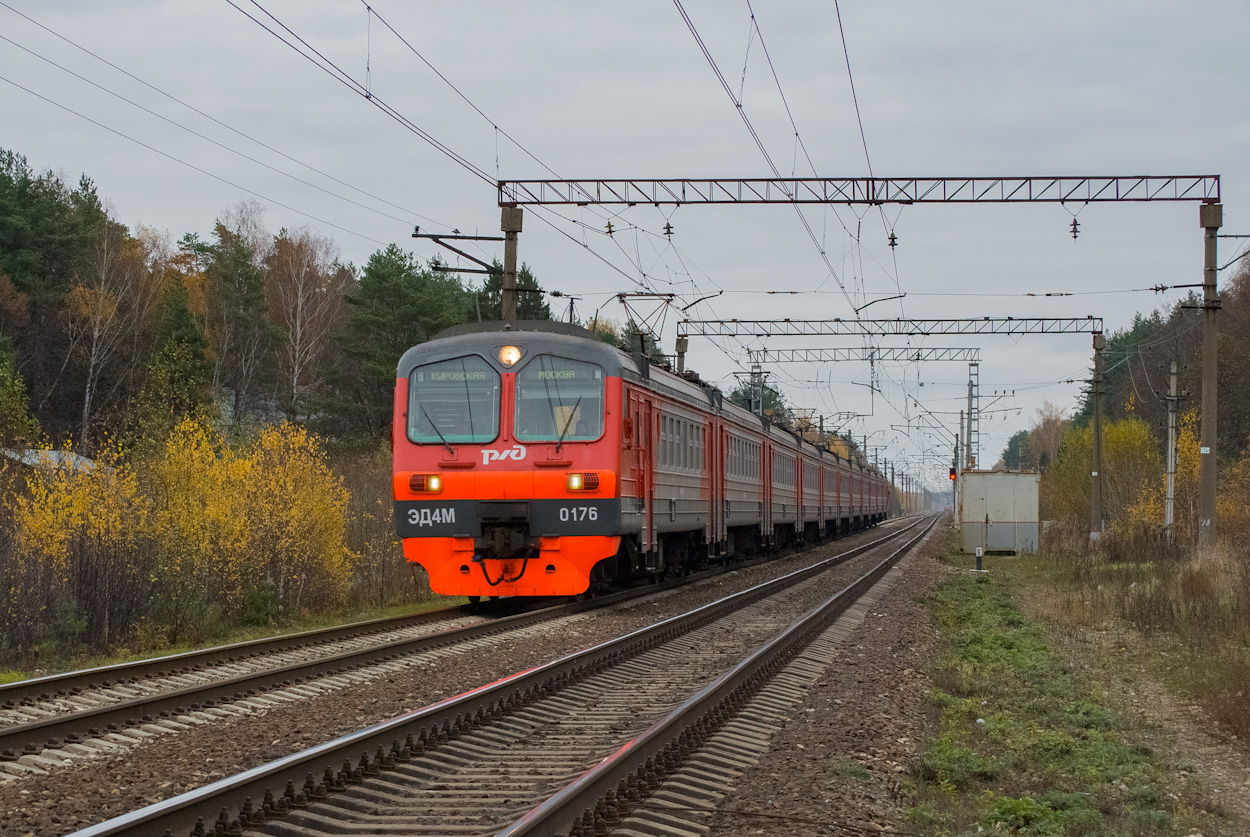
[559,506,598,522]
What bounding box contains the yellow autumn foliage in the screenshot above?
[147,417,253,629]
[4,418,356,650]
[8,442,152,647]
[245,422,353,611]
[1040,417,1163,535]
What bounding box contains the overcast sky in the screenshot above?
[3,1,1247,488]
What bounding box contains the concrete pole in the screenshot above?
[500,205,523,322]
[890,464,895,515]
[959,410,966,470]
[752,364,764,416]
[1091,333,1106,544]
[966,378,975,469]
[1198,202,1222,548]
[1165,360,1178,543]
[954,429,961,516]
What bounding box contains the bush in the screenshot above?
[6,442,157,653]
[1,418,364,660]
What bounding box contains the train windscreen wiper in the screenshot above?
[417,402,455,455]
[555,395,583,452]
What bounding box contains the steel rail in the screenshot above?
[4,519,894,716]
[0,522,904,758]
[498,514,937,837]
[67,518,924,837]
[0,604,480,709]
[0,573,707,757]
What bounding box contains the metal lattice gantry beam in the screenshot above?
[679,317,1104,338]
[498,176,1219,206]
[751,346,982,364]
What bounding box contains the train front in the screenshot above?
[393,322,624,598]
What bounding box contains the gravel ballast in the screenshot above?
[0,522,914,836]
[707,522,950,836]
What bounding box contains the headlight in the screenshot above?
[409,474,443,493]
[567,472,600,491]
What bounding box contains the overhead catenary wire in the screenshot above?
[0,0,448,230]
[0,73,389,247]
[672,0,855,309]
[0,33,437,231]
[340,3,803,373]
[227,0,496,186]
[829,0,904,308]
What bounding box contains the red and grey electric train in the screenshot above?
[393,321,890,598]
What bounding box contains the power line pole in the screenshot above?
[967,362,980,468]
[958,413,965,470]
[501,204,523,322]
[1199,202,1222,548]
[1091,333,1106,544]
[750,363,764,416]
[1165,360,1179,544]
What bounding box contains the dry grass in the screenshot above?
[1028,529,1250,742]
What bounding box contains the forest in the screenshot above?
[995,257,1250,547]
[0,149,590,661]
[4,146,1250,663]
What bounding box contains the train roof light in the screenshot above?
[498,345,522,367]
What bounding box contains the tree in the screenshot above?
[1027,401,1067,469]
[586,315,666,363]
[64,215,149,446]
[1040,416,1163,534]
[473,261,552,321]
[0,334,40,448]
[728,377,793,429]
[126,280,212,446]
[0,149,104,436]
[264,229,354,417]
[183,216,273,422]
[1000,429,1030,470]
[325,245,474,437]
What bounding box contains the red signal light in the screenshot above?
[949,468,957,480]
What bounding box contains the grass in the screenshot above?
[906,529,1225,836]
[828,758,872,781]
[0,596,461,683]
[1018,540,1250,742]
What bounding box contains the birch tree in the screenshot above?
[65,216,144,445]
[264,228,353,417]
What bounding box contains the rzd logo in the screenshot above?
[482,445,527,465]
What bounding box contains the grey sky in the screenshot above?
[3,1,1246,487]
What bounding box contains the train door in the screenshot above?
[762,440,772,545]
[817,461,825,533]
[625,387,657,560]
[710,420,724,555]
[645,399,665,557]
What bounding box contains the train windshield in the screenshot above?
[408,355,500,444]
[514,356,604,442]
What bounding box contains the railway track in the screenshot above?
[68,515,932,837]
[0,521,904,766]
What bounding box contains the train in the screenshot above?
[392,320,891,599]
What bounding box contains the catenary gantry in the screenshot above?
[499,176,1218,206]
